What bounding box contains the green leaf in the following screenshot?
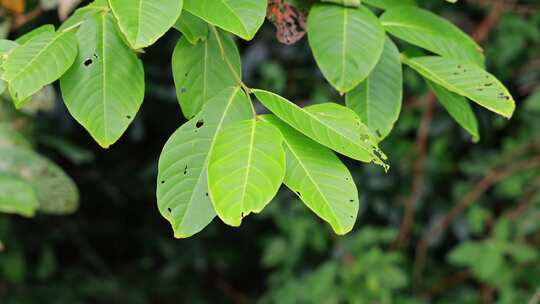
[346,37,402,141]
[260,115,359,235]
[58,1,109,32]
[403,56,515,118]
[381,6,484,66]
[320,0,360,7]
[0,147,79,215]
[362,0,416,10]
[14,25,55,45]
[172,29,241,119]
[60,13,145,148]
[3,28,77,106]
[0,39,18,55]
[0,174,39,217]
[174,11,208,44]
[427,80,479,142]
[184,0,267,40]
[157,87,253,238]
[307,4,385,92]
[109,0,183,49]
[208,119,286,227]
[253,90,388,169]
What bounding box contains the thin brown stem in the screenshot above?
[396,93,435,248]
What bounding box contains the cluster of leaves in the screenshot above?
[0,0,516,239]
[0,97,78,219]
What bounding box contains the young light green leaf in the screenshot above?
[60,13,145,148]
[208,119,286,227]
[253,90,388,169]
[184,0,267,40]
[58,1,109,32]
[157,86,253,238]
[307,4,385,92]
[0,146,79,215]
[174,11,208,44]
[362,0,416,10]
[381,6,484,66]
[427,80,479,142]
[260,115,359,235]
[14,25,55,45]
[403,56,515,118]
[346,38,402,141]
[3,29,77,107]
[0,174,39,218]
[172,29,241,119]
[109,0,183,49]
[320,0,360,7]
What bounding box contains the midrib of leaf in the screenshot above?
[9,33,58,82]
[238,119,256,213]
[283,139,340,226]
[101,14,109,145]
[340,9,348,91]
[135,0,144,47]
[202,38,208,105]
[305,108,364,152]
[364,78,370,126]
[210,26,241,85]
[179,87,241,225]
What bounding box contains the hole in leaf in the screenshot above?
[196,120,204,128]
[167,208,172,213]
[296,191,301,197]
[126,115,132,119]
[241,212,244,218]
[161,180,165,184]
[205,192,208,197]
[375,130,382,138]
[84,58,93,66]
[184,165,188,175]
[349,199,354,203]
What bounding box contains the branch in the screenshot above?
[414,153,540,280]
[396,93,435,248]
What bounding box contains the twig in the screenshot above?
[396,93,435,248]
[505,174,540,221]
[414,154,540,280]
[472,0,516,44]
[11,5,45,31]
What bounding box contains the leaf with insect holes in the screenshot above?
[208,119,286,227]
[260,115,359,235]
[346,37,403,142]
[403,56,515,118]
[381,6,484,66]
[427,80,479,142]
[157,87,253,238]
[253,90,388,169]
[172,29,241,119]
[60,13,145,148]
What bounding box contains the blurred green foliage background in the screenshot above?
[0,0,539,303]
